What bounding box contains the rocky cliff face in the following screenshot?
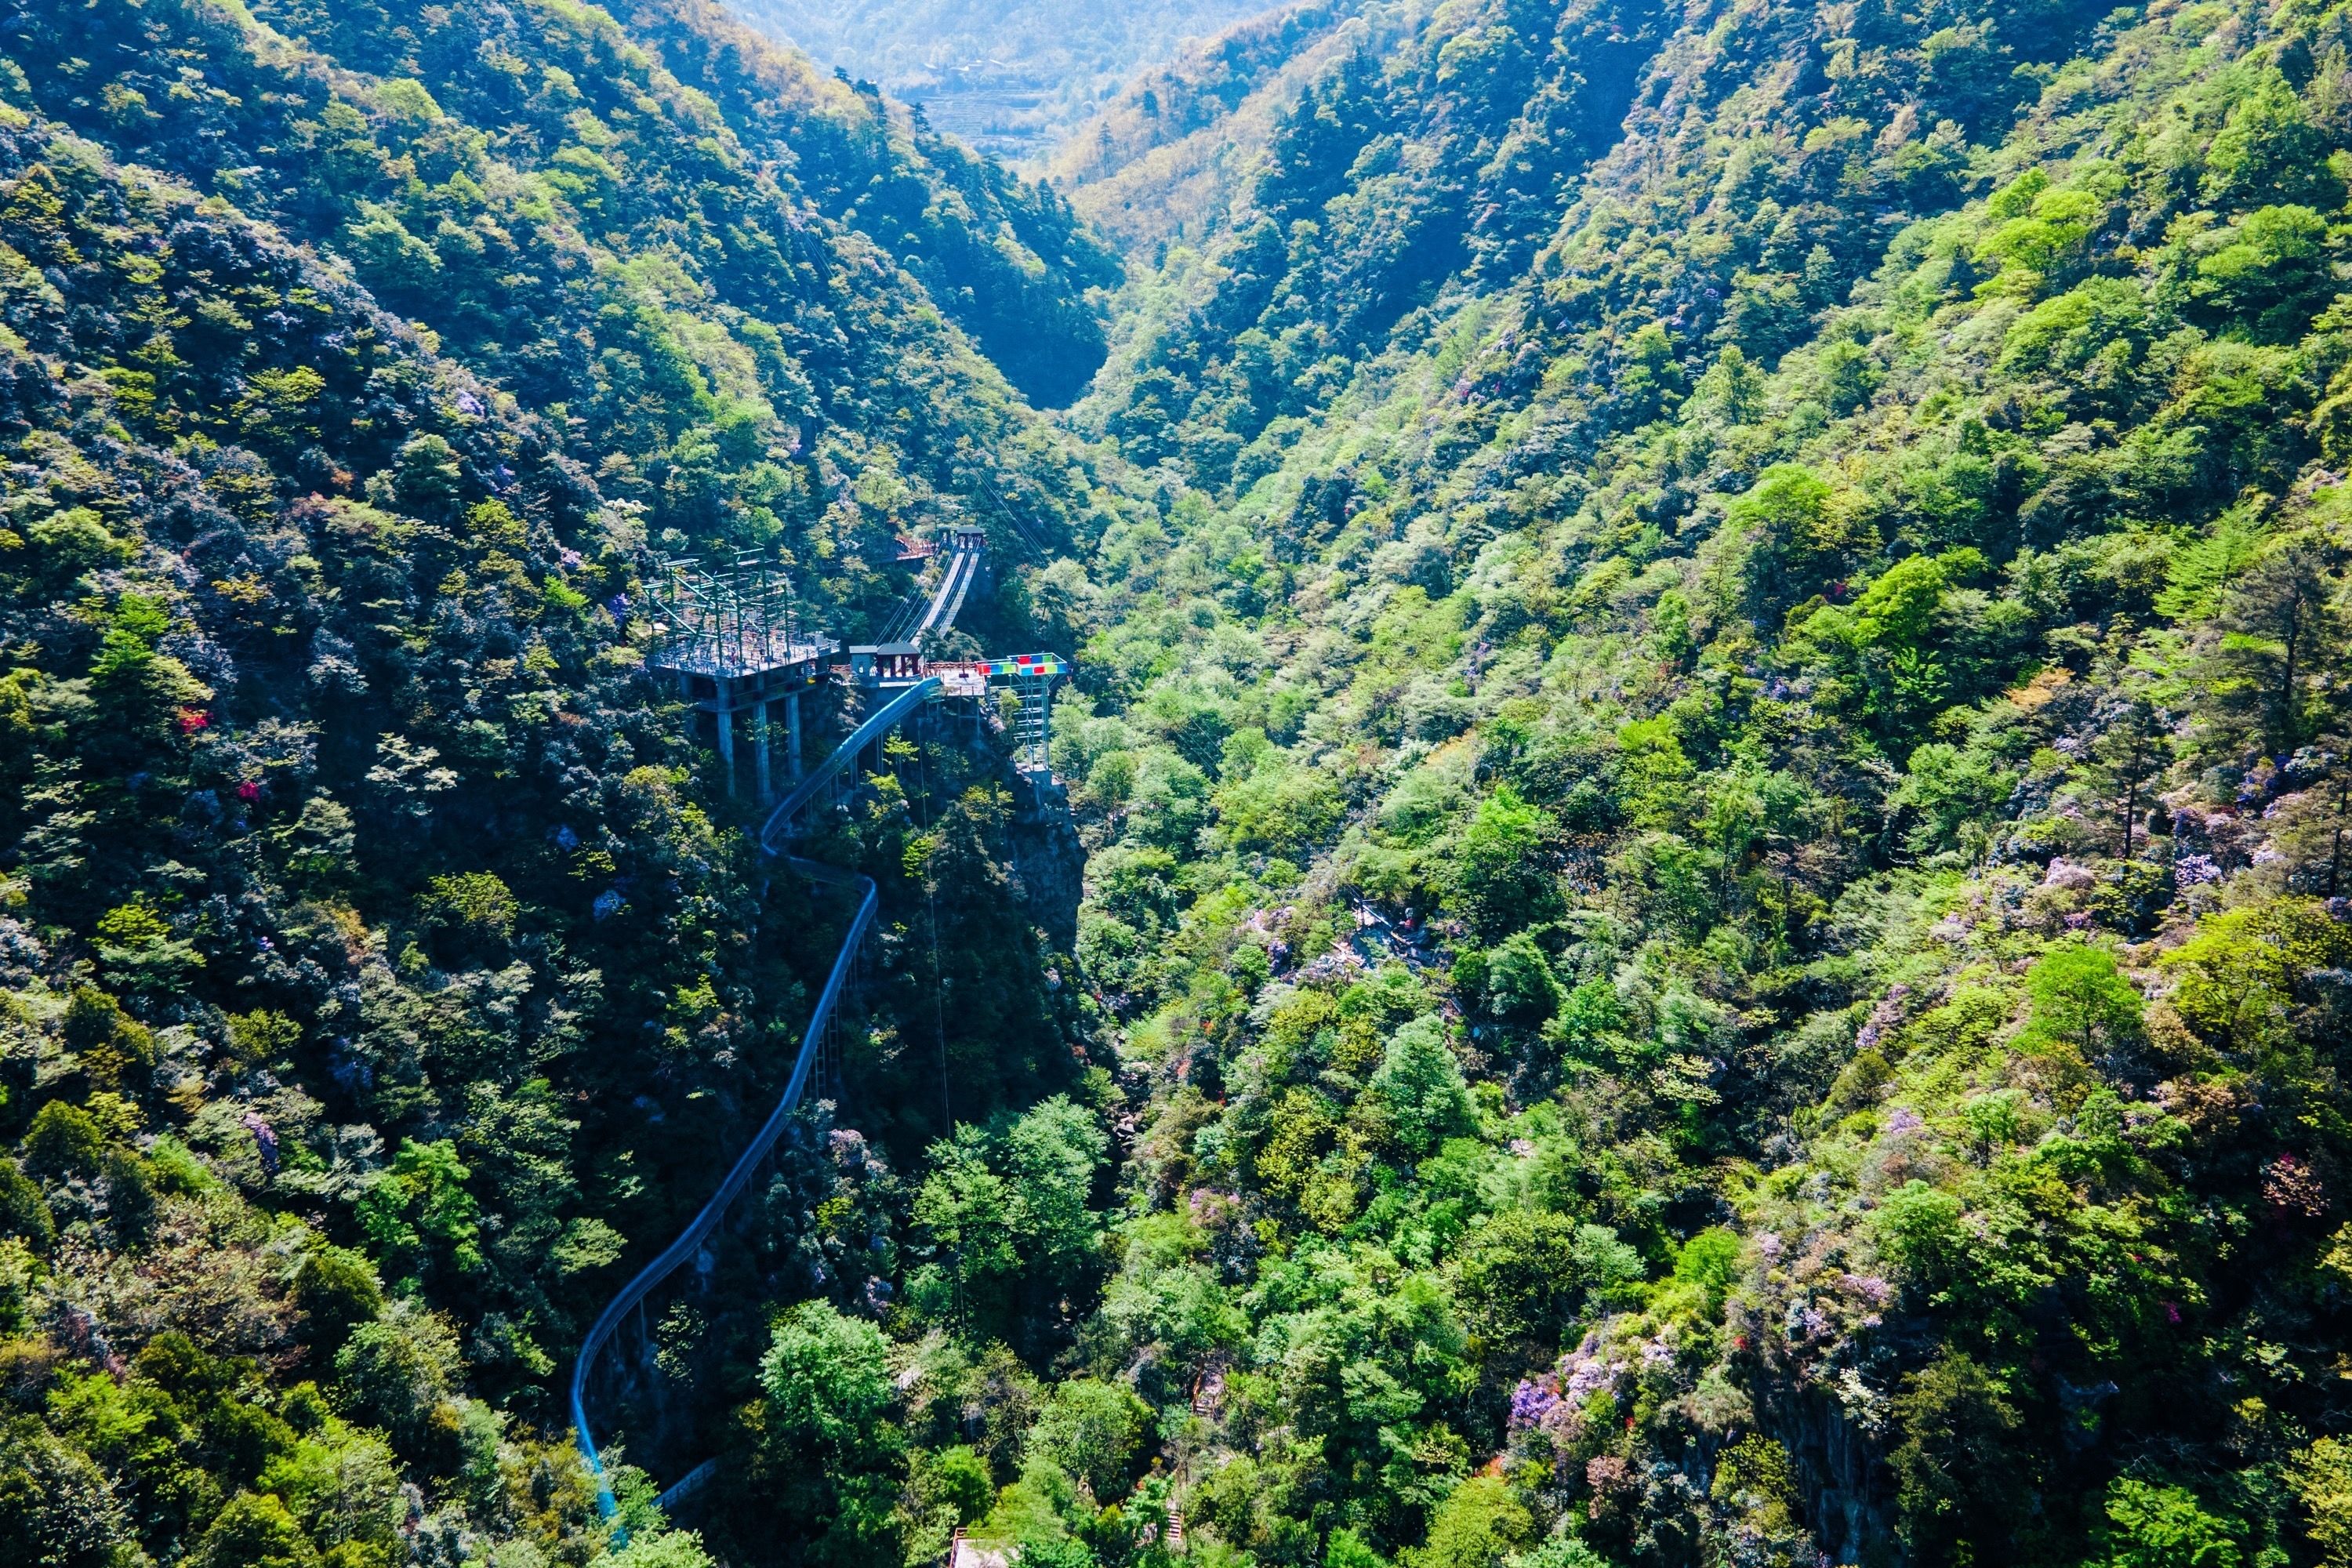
[891,698,1084,950]
[1007,771,1085,954]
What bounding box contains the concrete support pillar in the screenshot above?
[786,691,803,782]
[753,701,771,805]
[713,683,735,797]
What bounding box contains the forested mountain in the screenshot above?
[15,1,2352,1567]
[724,0,1275,162]
[11,0,1120,408]
[1046,0,2352,1566]
[0,0,1110,1563]
[1046,0,1401,255]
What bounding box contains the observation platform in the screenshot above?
[659,643,837,706]
[640,534,1064,801]
[578,530,1074,1522]
[643,551,835,802]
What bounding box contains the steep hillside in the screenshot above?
[726,0,1273,161]
[1046,0,1406,254]
[0,1,1111,1563]
[576,0,1131,408]
[0,107,733,1566]
[20,1,2352,1567]
[9,0,1119,411]
[1035,0,2352,1566]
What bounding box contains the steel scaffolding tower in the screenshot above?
[1007,655,1059,773]
[645,550,813,677]
[644,551,835,802]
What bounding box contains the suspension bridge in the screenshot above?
[571,521,1068,1524]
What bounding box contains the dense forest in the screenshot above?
[0,0,1110,1563]
[11,0,2352,1566]
[1051,0,2352,1565]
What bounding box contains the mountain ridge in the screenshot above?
[13,2,2352,1568]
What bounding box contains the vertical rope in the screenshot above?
[916,739,951,1136]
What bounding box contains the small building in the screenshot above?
[949,1533,1016,1568]
[848,641,925,685]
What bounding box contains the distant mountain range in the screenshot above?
[724,0,1276,161]
[1046,0,1403,253]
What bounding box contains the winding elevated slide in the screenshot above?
[572,526,1065,1521]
